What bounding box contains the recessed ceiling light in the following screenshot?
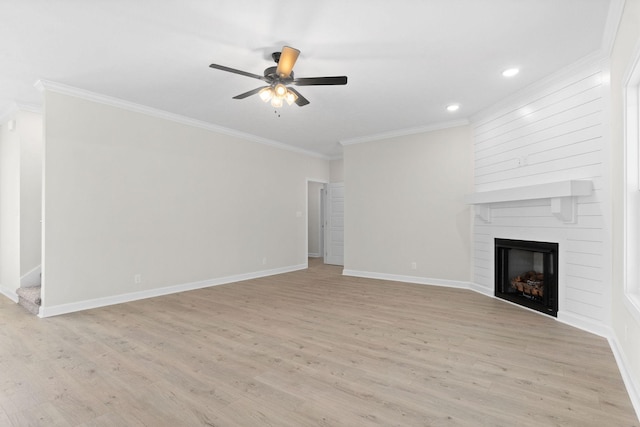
[502,68,520,77]
[447,104,460,112]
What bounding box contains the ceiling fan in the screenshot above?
[209,46,347,107]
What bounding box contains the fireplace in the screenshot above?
[495,239,558,317]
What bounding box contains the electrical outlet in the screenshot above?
[262,257,267,265]
[134,274,142,284]
[411,261,417,270]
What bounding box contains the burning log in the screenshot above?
[510,271,544,297]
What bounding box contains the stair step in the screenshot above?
[16,286,41,315]
[18,296,40,315]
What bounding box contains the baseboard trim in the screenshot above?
[556,311,611,338]
[469,282,493,297]
[342,269,471,289]
[21,265,41,287]
[0,285,18,303]
[308,253,321,258]
[609,332,640,421]
[39,264,307,318]
[556,312,640,420]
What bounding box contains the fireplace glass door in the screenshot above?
[495,239,558,317]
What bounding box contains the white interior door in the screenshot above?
[324,183,344,266]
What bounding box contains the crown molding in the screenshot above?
[471,0,623,128]
[339,119,470,146]
[14,102,42,114]
[470,52,608,127]
[0,101,42,123]
[34,80,330,160]
[602,0,626,57]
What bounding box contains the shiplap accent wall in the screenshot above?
[470,62,611,333]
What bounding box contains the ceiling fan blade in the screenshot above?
[209,63,267,81]
[276,46,300,78]
[287,87,310,107]
[232,86,268,99]
[292,76,348,86]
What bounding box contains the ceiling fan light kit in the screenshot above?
[271,96,284,108]
[274,83,288,97]
[284,90,298,106]
[259,87,273,102]
[257,85,298,107]
[209,45,347,108]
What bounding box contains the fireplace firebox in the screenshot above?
[495,239,558,317]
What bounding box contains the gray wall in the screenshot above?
[42,90,329,311]
[343,125,473,283]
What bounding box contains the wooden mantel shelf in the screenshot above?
[464,180,593,223]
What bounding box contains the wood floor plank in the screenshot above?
[0,258,637,426]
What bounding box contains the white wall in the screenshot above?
[41,90,329,312]
[308,181,323,257]
[330,158,344,182]
[343,125,473,284]
[470,62,611,333]
[18,111,43,281]
[0,116,21,299]
[611,0,640,415]
[0,109,44,299]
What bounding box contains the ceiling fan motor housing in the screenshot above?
[263,66,293,81]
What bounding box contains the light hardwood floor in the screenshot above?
[1,259,638,426]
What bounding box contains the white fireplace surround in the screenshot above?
[469,61,609,338]
[465,180,594,223]
[466,177,607,336]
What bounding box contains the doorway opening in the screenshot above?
[306,180,344,267]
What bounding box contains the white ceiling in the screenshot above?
[0,0,615,158]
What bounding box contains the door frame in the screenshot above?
[306,178,328,267]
